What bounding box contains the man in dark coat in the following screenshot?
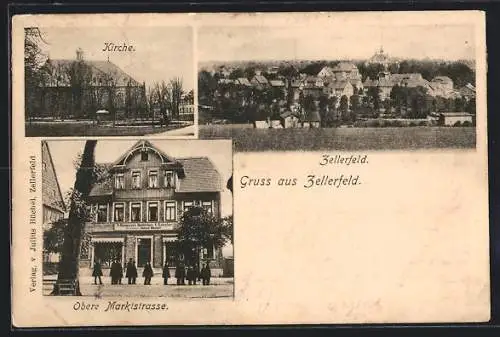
[162,262,170,285]
[125,258,137,284]
[110,260,118,285]
[186,265,195,285]
[92,260,103,285]
[175,262,186,285]
[117,260,123,284]
[142,261,153,285]
[200,263,211,285]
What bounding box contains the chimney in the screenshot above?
[76,48,84,61]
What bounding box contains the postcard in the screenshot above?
[11,11,489,327]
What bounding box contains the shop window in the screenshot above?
[148,202,159,222]
[183,201,193,212]
[131,170,141,189]
[113,203,125,222]
[164,201,176,221]
[202,201,213,214]
[148,170,158,188]
[130,202,142,222]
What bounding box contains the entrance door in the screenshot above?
[137,238,151,268]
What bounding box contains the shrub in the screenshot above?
[453,121,462,127]
[462,121,472,127]
[418,121,427,126]
[409,122,416,127]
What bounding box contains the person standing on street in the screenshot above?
[125,258,135,284]
[92,260,103,285]
[143,261,153,285]
[117,260,123,284]
[110,260,118,285]
[175,262,186,285]
[162,262,170,285]
[201,263,211,286]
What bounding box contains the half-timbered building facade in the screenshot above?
[79,140,224,274]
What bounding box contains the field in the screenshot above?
[199,124,476,152]
[25,121,190,137]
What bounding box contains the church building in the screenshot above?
[34,48,147,119]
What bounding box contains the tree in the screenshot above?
[169,77,184,119]
[349,94,361,122]
[152,81,172,126]
[66,60,93,118]
[229,68,245,80]
[339,95,349,122]
[367,86,381,112]
[52,140,99,295]
[44,218,67,257]
[318,94,329,127]
[25,27,48,121]
[177,207,232,269]
[302,94,316,116]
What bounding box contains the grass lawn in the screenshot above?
[26,122,188,137]
[199,124,476,152]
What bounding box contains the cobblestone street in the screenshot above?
[44,276,234,298]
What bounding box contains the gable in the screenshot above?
[41,141,66,212]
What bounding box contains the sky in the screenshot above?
[198,24,476,63]
[46,140,233,217]
[38,27,194,91]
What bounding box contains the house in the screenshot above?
[302,76,324,98]
[280,111,300,128]
[363,72,432,100]
[438,112,473,126]
[331,62,362,82]
[235,78,252,87]
[250,75,269,89]
[80,140,225,275]
[218,78,235,85]
[36,48,146,119]
[317,66,335,78]
[302,109,321,128]
[323,80,354,99]
[267,66,279,75]
[218,66,232,78]
[459,83,476,101]
[289,79,304,102]
[269,79,285,88]
[429,76,454,98]
[42,141,66,263]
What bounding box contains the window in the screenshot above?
[183,201,193,212]
[113,203,125,222]
[130,202,142,222]
[97,204,108,222]
[202,201,213,215]
[131,171,141,189]
[42,162,47,171]
[148,202,159,222]
[141,151,148,161]
[148,170,158,188]
[164,201,176,221]
[164,171,175,188]
[115,174,124,189]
